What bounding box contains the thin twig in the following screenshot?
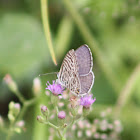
[40,0,57,65]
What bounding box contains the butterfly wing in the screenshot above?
[79,71,94,96]
[75,45,94,96]
[75,44,93,76]
[58,45,94,96]
[58,49,81,95]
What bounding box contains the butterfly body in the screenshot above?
[57,45,94,96]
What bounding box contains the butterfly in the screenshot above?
[57,44,94,96]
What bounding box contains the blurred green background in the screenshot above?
[0,0,140,139]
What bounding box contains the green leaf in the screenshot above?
[0,13,50,79]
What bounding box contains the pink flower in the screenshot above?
[41,105,48,112]
[58,111,66,119]
[80,95,96,108]
[46,81,63,96]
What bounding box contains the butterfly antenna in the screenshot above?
[39,72,58,77]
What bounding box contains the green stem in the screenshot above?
[14,90,25,103]
[17,103,27,120]
[17,97,38,120]
[115,63,140,117]
[57,129,63,139]
[70,116,75,127]
[63,116,75,136]
[6,119,15,140]
[25,97,38,106]
[40,0,57,65]
[46,122,64,139]
[5,90,34,140]
[6,97,37,140]
[62,0,120,93]
[47,122,58,129]
[48,112,64,139]
[55,106,59,115]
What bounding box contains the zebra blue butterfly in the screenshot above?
[57,44,94,96]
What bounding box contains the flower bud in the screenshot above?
[94,133,100,139]
[16,120,25,128]
[58,111,66,125]
[58,102,64,108]
[15,120,25,133]
[37,115,44,123]
[8,114,15,122]
[63,123,67,128]
[94,119,99,124]
[77,120,84,129]
[77,130,82,138]
[8,102,20,122]
[33,78,41,96]
[114,120,123,133]
[41,105,49,118]
[108,123,113,130]
[100,119,108,131]
[72,124,77,130]
[100,133,107,139]
[86,130,92,137]
[14,127,21,133]
[58,111,66,119]
[10,102,20,115]
[3,74,18,93]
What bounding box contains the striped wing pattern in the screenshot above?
[58,49,81,95]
